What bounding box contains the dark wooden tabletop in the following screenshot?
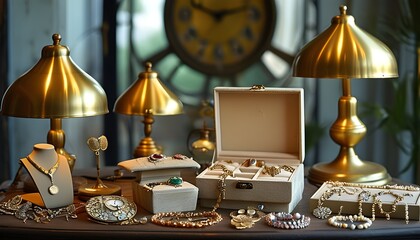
[0,167,419,240]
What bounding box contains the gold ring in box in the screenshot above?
[242,158,265,167]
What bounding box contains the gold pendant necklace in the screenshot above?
[26,154,60,195]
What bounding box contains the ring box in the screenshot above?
[118,156,201,213]
[309,181,420,220]
[196,86,305,212]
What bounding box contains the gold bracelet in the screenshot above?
[262,165,295,177]
[151,211,222,228]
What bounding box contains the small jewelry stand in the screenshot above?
[20,143,74,209]
[78,135,121,201]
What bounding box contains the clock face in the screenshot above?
[164,0,276,76]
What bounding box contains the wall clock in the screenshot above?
[163,0,276,76]
[119,0,302,106]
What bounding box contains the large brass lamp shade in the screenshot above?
[0,34,109,171]
[293,6,398,185]
[114,62,183,157]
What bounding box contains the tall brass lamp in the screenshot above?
[0,34,109,171]
[114,62,183,158]
[292,6,398,185]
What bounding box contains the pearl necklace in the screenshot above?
[26,154,60,195]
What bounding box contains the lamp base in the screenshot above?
[78,181,122,201]
[133,137,162,158]
[308,160,391,186]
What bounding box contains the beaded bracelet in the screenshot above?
[265,212,310,229]
[327,214,372,230]
[151,211,222,228]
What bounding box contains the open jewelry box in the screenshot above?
[118,155,201,213]
[196,86,305,212]
[309,181,420,220]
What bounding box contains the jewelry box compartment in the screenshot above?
[309,181,420,220]
[196,87,305,213]
[118,155,201,214]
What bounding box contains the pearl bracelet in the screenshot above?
[265,212,310,229]
[327,214,372,230]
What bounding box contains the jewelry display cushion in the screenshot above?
[118,155,200,213]
[196,87,305,212]
[309,181,420,220]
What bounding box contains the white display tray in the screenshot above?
[309,181,420,220]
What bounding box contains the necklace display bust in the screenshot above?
[20,143,73,208]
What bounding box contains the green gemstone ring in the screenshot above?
[167,177,183,188]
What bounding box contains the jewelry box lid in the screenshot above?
[213,86,305,164]
[118,154,201,173]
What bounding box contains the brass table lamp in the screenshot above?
[0,34,109,171]
[114,62,183,157]
[292,6,398,185]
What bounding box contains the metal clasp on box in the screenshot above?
[250,85,265,91]
[236,182,253,189]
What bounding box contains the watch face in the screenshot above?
[105,199,124,210]
[85,195,137,223]
[164,0,276,76]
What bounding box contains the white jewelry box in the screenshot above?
[309,181,420,220]
[118,156,201,213]
[196,86,305,212]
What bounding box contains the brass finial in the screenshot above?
[52,33,61,45]
[145,62,152,72]
[339,5,347,15]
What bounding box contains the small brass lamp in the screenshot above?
[114,62,183,157]
[292,6,398,185]
[0,34,109,171]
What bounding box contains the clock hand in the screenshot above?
[190,0,218,17]
[212,5,249,20]
[190,0,249,21]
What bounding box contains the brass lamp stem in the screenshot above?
[133,111,161,158]
[308,78,390,185]
[47,118,76,172]
[342,78,351,96]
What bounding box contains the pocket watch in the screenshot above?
[85,195,140,224]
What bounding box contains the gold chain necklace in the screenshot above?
[325,181,420,191]
[26,154,60,195]
[209,164,234,212]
